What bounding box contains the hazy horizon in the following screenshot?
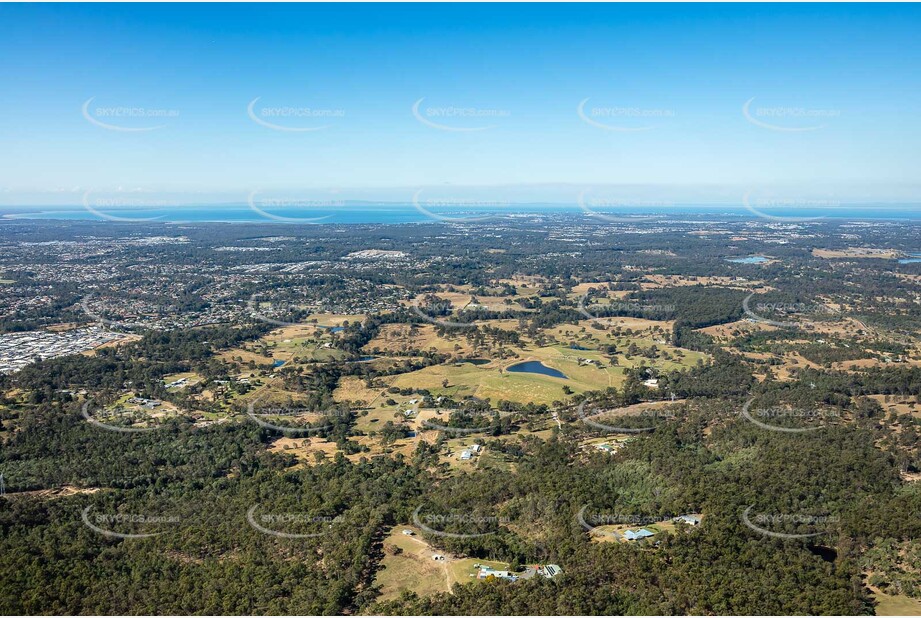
[1,3,919,204]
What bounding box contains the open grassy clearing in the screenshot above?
[698,319,780,340]
[91,394,184,427]
[364,323,479,356]
[544,317,675,340]
[408,290,528,311]
[162,371,201,387]
[813,248,900,259]
[374,527,453,601]
[3,485,103,500]
[640,274,762,289]
[222,316,365,370]
[373,526,512,603]
[871,589,921,616]
[333,375,387,406]
[389,362,570,405]
[583,399,687,420]
[269,431,420,465]
[569,281,622,295]
[388,331,706,405]
[867,395,921,416]
[219,347,276,366]
[587,515,700,544]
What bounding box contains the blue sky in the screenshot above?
[0,3,919,205]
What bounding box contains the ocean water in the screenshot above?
[2,203,920,224]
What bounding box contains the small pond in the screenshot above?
[506,360,568,379]
[727,256,769,264]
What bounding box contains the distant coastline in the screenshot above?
[2,203,920,224]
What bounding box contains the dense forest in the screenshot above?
[1,217,920,615]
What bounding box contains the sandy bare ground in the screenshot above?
[640,274,763,290]
[5,485,103,500]
[813,248,900,259]
[867,394,921,417]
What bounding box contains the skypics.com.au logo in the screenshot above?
[411,190,510,223]
[82,97,179,132]
[247,97,345,132]
[409,295,512,329]
[576,400,676,434]
[246,505,344,539]
[742,191,839,223]
[245,400,351,435]
[411,505,509,539]
[742,293,841,329]
[739,397,841,434]
[419,399,498,436]
[576,507,682,539]
[82,506,180,539]
[412,98,510,132]
[577,292,675,325]
[576,190,664,223]
[577,99,675,132]
[741,506,839,540]
[742,97,840,132]
[80,292,178,330]
[247,191,339,223]
[81,400,166,434]
[81,189,178,223]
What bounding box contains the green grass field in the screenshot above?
[389,334,706,405]
[373,525,514,602]
[874,591,921,616]
[449,558,513,586]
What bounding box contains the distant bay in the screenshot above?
[2,203,920,224]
